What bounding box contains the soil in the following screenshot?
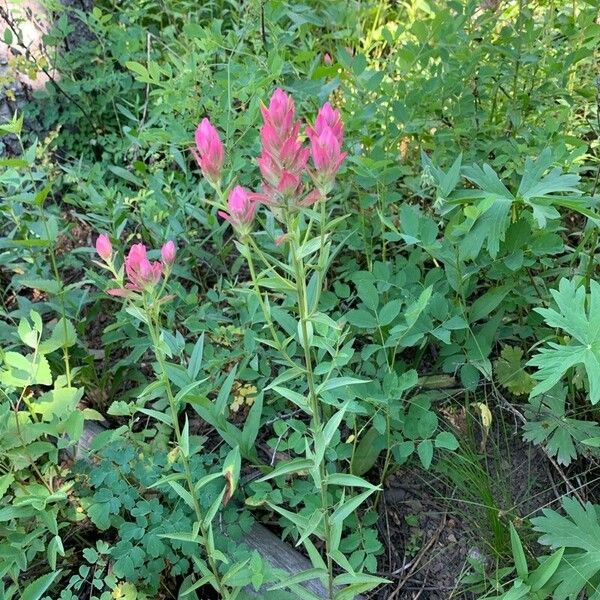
[370,409,558,599]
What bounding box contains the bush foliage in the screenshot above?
[1,0,600,598]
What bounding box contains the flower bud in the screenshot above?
[161,240,176,266]
[95,234,112,261]
[193,118,225,184]
[260,88,295,136]
[219,186,256,233]
[310,125,347,186]
[124,243,162,291]
[307,102,344,146]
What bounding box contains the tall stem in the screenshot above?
[290,235,334,599]
[145,308,230,599]
[243,242,296,368]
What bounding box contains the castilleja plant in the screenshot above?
[195,90,387,599]
[93,236,241,599]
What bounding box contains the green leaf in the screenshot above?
[528,547,564,593]
[147,473,187,489]
[178,573,211,597]
[138,407,173,426]
[318,377,369,393]
[378,300,401,326]
[18,278,62,294]
[470,286,510,322]
[0,473,15,499]
[158,531,201,543]
[18,315,39,348]
[267,568,327,591]
[168,481,195,509]
[175,379,209,405]
[257,458,314,482]
[326,473,379,490]
[323,403,348,447]
[203,488,226,529]
[39,319,77,354]
[272,385,311,413]
[346,309,377,329]
[295,509,325,547]
[88,425,128,453]
[531,497,600,600]
[331,489,375,525]
[187,334,205,379]
[528,279,600,404]
[495,346,535,396]
[21,570,62,600]
[215,366,237,416]
[31,386,83,421]
[417,439,433,469]
[125,60,150,78]
[193,472,223,492]
[1,352,53,387]
[434,431,459,450]
[333,572,390,587]
[510,523,528,580]
[351,426,384,476]
[356,281,379,311]
[523,385,600,466]
[265,502,312,534]
[181,416,190,457]
[108,165,143,186]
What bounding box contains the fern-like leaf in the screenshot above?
[531,497,600,600]
[527,279,600,404]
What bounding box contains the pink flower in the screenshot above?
[257,152,281,187]
[260,89,295,138]
[310,125,347,187]
[161,240,176,266]
[192,118,225,183]
[95,234,112,261]
[253,171,304,207]
[298,188,323,207]
[276,171,303,197]
[219,186,256,231]
[254,89,311,214]
[123,243,162,292]
[323,53,333,66]
[307,102,344,146]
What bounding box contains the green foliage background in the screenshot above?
[1,0,600,598]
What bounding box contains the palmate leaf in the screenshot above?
[523,385,600,465]
[527,279,600,404]
[531,497,600,600]
[444,149,588,259]
[495,346,535,396]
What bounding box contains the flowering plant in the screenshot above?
[191,89,388,599]
[91,89,387,600]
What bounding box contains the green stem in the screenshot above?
[146,307,230,599]
[243,241,297,368]
[290,235,334,599]
[584,229,599,293]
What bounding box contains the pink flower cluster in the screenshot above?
[193,89,346,231]
[255,89,309,206]
[192,118,224,185]
[95,235,176,296]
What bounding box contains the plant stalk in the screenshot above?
[146,306,230,599]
